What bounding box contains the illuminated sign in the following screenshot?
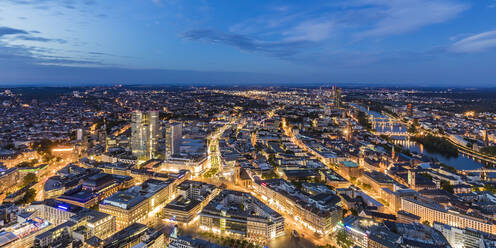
[52,147,74,152]
[57,204,69,211]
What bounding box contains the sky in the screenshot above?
[0,0,496,87]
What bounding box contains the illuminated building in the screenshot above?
[401,196,496,235]
[160,156,207,176]
[0,167,20,193]
[345,120,353,142]
[338,161,361,179]
[406,103,413,117]
[333,86,342,108]
[166,123,182,158]
[0,215,50,248]
[199,190,284,241]
[76,128,84,141]
[20,200,117,247]
[56,173,132,208]
[362,170,396,192]
[342,216,400,248]
[433,222,489,248]
[131,110,159,160]
[102,223,164,248]
[34,209,116,246]
[163,180,219,223]
[99,179,175,230]
[253,179,342,235]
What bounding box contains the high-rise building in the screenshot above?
[131,110,159,160]
[345,120,353,142]
[166,123,182,158]
[407,103,413,117]
[332,85,342,108]
[482,129,489,146]
[76,128,84,141]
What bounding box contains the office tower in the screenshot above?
[408,169,416,189]
[482,129,489,146]
[407,103,413,117]
[336,88,342,108]
[332,85,342,108]
[76,128,83,141]
[345,120,353,142]
[148,111,159,159]
[131,110,159,160]
[166,123,182,158]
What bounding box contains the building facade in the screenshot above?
[131,110,159,160]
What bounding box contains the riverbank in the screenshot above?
[412,134,459,158]
[394,139,485,171]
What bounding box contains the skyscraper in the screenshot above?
[131,110,159,160]
[332,85,342,108]
[76,128,84,141]
[345,120,353,142]
[166,123,182,158]
[407,103,413,117]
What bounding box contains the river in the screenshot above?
[393,138,485,170]
[351,103,485,171]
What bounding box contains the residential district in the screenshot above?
[0,86,496,248]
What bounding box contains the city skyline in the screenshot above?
[1,86,496,247]
[1,0,496,86]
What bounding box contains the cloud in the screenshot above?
[182,29,311,58]
[450,30,496,53]
[14,35,67,44]
[0,26,67,44]
[0,26,28,37]
[351,0,468,39]
[0,25,106,69]
[489,0,496,8]
[152,0,162,6]
[283,20,335,42]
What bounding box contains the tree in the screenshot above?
[362,183,372,190]
[336,229,353,248]
[357,111,371,130]
[422,220,430,226]
[481,146,496,156]
[23,173,38,187]
[3,143,15,150]
[407,124,417,134]
[16,188,36,205]
[16,161,35,168]
[23,189,36,204]
[440,180,454,193]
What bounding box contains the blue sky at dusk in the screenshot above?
[0,0,496,86]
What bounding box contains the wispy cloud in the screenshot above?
[0,26,28,37]
[450,30,496,53]
[14,35,67,43]
[489,0,496,8]
[0,25,107,68]
[182,0,470,68]
[182,29,311,58]
[282,19,335,42]
[0,26,67,44]
[353,0,468,39]
[152,0,162,7]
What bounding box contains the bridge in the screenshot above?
[373,130,410,136]
[461,168,496,180]
[462,168,496,173]
[445,136,496,165]
[370,115,409,136]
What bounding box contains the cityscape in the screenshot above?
[1,0,496,247]
[0,86,495,248]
